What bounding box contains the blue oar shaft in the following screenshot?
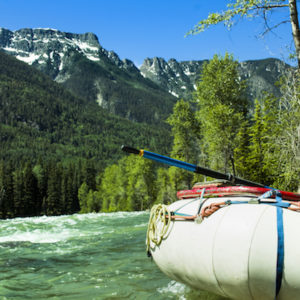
[142,150,196,172]
[121,146,265,188]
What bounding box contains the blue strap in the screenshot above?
[259,189,276,200]
[275,192,284,298]
[227,199,291,209]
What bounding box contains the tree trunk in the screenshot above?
[289,0,300,68]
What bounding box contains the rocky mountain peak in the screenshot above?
[140,57,203,98]
[1,28,101,53]
[0,27,103,79]
[122,58,140,73]
[0,28,143,82]
[75,32,100,46]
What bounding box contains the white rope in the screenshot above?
[146,204,171,252]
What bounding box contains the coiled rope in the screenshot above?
[146,204,171,253]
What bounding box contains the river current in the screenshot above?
[0,212,226,299]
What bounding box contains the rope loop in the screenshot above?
[200,201,227,218]
[146,204,171,252]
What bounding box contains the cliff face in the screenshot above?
[140,56,291,101]
[140,57,205,99]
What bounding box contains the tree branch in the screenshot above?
[261,19,290,37]
[255,4,289,9]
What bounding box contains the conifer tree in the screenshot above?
[0,162,6,218]
[166,99,200,193]
[234,119,251,179]
[78,182,89,213]
[0,162,14,218]
[60,169,68,214]
[247,99,267,183]
[13,168,24,217]
[46,164,62,216]
[260,94,281,184]
[32,163,46,215]
[23,162,38,216]
[247,95,281,186]
[84,160,97,191]
[66,164,80,214]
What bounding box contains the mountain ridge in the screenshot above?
[0,27,177,125]
[0,27,292,124]
[140,56,291,101]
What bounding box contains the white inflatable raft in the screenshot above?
[146,184,300,300]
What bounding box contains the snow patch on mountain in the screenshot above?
[0,28,101,68]
[16,53,40,64]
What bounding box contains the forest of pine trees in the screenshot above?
[0,160,82,218]
[0,54,299,219]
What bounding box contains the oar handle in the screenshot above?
[121,145,140,155]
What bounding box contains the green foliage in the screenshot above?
[248,99,265,175]
[272,71,300,190]
[167,99,200,163]
[234,119,251,178]
[196,53,248,113]
[1,33,300,219]
[154,168,175,204]
[125,155,156,211]
[78,182,89,214]
[165,98,200,192]
[99,163,124,212]
[94,155,156,213]
[153,53,300,195]
[0,50,172,169]
[187,0,289,35]
[46,164,63,216]
[23,162,39,216]
[246,98,272,184]
[86,190,100,213]
[187,1,299,67]
[13,168,25,217]
[0,160,84,218]
[195,53,248,173]
[0,162,14,218]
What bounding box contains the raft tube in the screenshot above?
[147,186,300,300]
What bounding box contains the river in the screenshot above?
[0,212,226,299]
